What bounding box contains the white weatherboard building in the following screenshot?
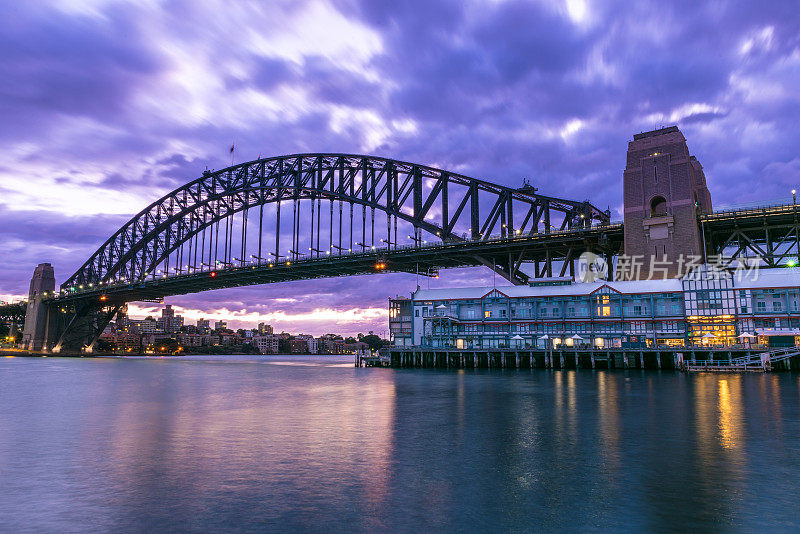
[389,267,800,350]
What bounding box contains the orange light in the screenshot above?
[210,271,217,277]
[99,295,107,301]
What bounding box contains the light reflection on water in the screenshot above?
[0,356,798,532]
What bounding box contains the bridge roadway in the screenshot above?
[700,202,800,265]
[50,223,625,306]
[48,201,800,308]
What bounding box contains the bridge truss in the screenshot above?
[61,153,610,292]
[47,153,613,351]
[702,204,800,266]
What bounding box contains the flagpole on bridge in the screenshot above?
[230,143,235,166]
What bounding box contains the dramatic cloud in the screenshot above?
[1,0,799,335]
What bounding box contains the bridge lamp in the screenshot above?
[210,271,217,278]
[793,189,797,204]
[286,261,291,266]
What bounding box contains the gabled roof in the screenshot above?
[412,277,683,301]
[482,288,509,299]
[590,284,621,295]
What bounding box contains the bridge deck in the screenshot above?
[51,224,623,305]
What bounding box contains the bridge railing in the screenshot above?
[55,221,621,298]
[708,200,796,216]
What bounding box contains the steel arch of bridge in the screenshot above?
[62,153,609,291]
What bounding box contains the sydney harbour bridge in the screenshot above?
[21,127,800,352]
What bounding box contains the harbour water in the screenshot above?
[1,355,798,532]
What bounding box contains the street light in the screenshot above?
[793,189,796,205]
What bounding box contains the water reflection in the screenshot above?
[596,372,620,471]
[718,378,742,450]
[0,357,798,532]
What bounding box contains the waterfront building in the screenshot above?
[130,316,158,334]
[294,334,318,354]
[289,338,309,353]
[389,267,800,349]
[197,318,211,332]
[112,331,141,352]
[252,335,279,354]
[215,320,227,331]
[156,305,184,333]
[389,297,413,347]
[176,333,206,347]
[258,323,274,335]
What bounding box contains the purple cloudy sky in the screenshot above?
[1,0,799,335]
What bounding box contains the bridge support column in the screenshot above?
[21,263,56,352]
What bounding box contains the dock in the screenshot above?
[374,346,800,372]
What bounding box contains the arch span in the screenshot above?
[62,153,610,291]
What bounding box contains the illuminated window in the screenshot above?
[485,310,491,318]
[596,294,611,317]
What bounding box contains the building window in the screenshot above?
[415,310,419,317]
[650,196,667,217]
[596,294,611,317]
[773,302,782,312]
[757,302,766,312]
[485,310,492,318]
